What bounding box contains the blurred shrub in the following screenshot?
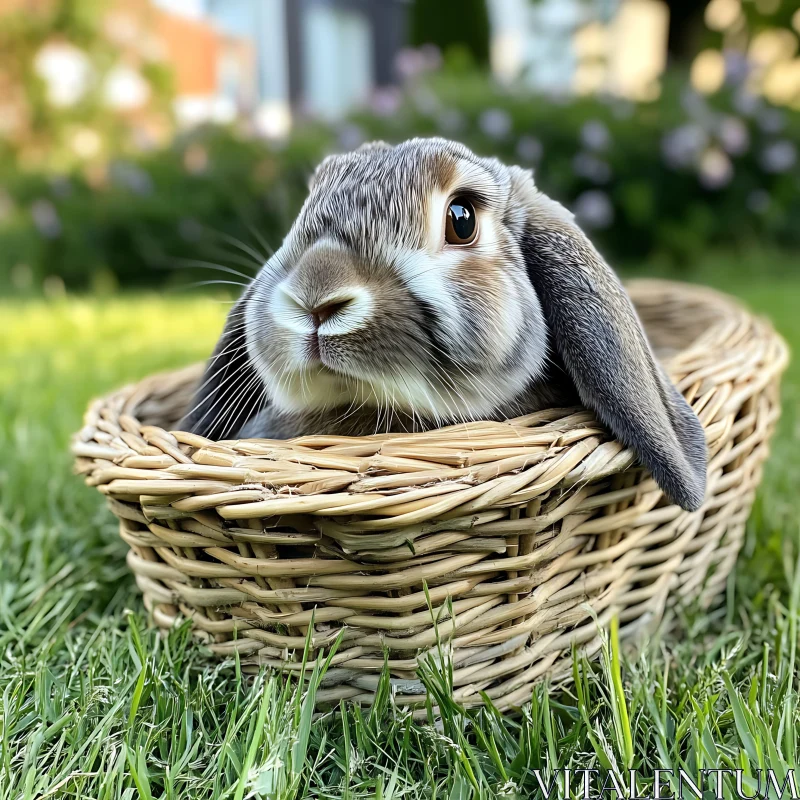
[0,127,328,291]
[410,0,491,67]
[2,62,799,291]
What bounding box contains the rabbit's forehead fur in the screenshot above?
[296,138,512,252]
[244,137,550,421]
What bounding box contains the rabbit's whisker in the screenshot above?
[206,368,265,440]
[183,346,249,417]
[170,279,249,292]
[186,350,260,427]
[161,258,255,282]
[214,368,263,438]
[213,231,269,266]
[201,245,265,272]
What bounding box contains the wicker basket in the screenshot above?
[73,280,787,711]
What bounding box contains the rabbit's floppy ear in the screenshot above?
[180,285,262,440]
[511,170,707,510]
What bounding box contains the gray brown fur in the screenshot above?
[181,137,706,510]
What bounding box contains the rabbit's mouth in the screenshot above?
[263,351,539,427]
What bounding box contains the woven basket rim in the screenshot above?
[72,279,789,523]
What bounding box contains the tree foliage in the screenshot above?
[409,0,491,66]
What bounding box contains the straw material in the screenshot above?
[73,280,788,712]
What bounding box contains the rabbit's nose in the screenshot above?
[271,283,374,336]
[308,297,352,330]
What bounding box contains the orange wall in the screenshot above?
[154,10,219,96]
[1,0,252,100]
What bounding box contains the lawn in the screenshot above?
[1,259,800,799]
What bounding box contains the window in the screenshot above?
[302,5,373,119]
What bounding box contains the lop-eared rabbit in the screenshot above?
[182,138,706,511]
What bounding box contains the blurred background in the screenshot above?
[1,0,799,296]
[3,6,800,795]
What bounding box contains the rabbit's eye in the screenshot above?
[445,198,477,245]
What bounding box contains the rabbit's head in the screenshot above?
[183,138,706,511]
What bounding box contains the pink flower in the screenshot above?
[662,125,708,169]
[580,120,611,151]
[337,124,365,151]
[479,109,512,140]
[717,116,750,156]
[370,88,402,117]
[698,148,733,190]
[574,190,614,229]
[760,140,796,173]
[516,136,543,164]
[395,48,426,80]
[437,109,465,135]
[31,199,61,238]
[572,152,612,183]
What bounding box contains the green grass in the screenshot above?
[1,261,800,798]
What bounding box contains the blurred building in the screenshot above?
[203,0,408,135]
[487,0,670,101]
[150,6,257,127]
[0,0,674,157]
[0,0,408,147]
[0,0,257,149]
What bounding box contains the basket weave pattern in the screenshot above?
[73,281,788,711]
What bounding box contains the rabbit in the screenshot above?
[181,137,706,511]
